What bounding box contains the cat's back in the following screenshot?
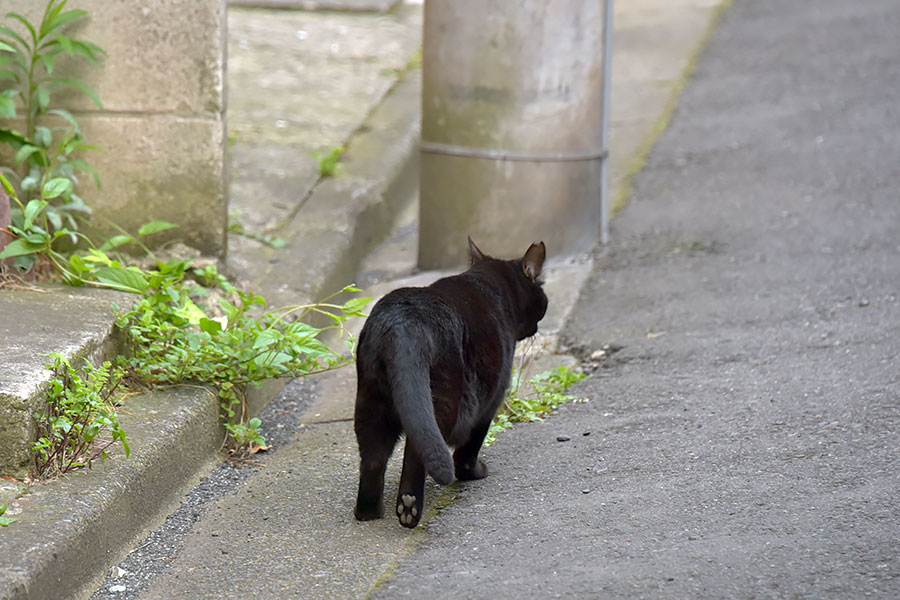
[359,282,462,343]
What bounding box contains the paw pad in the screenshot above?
[397,494,420,527]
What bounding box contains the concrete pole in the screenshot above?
[419,0,608,268]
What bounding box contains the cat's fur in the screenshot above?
[354,238,548,528]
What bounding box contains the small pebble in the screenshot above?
[582,489,591,494]
[557,435,571,442]
[582,431,591,436]
[108,585,127,593]
[858,298,870,307]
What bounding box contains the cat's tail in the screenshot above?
[388,343,455,485]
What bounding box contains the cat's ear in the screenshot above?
[522,241,546,281]
[468,236,487,265]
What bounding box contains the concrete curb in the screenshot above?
[0,386,222,600]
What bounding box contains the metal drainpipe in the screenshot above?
[418,0,612,268]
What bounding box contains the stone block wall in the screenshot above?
[1,0,227,256]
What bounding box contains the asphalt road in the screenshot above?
[371,0,900,597]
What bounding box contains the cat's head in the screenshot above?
[469,237,549,340]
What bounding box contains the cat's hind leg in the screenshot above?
[453,419,491,481]
[354,399,399,521]
[396,439,427,528]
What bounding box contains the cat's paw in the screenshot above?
[396,493,422,528]
[455,458,488,481]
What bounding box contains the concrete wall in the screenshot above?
[1,0,227,256]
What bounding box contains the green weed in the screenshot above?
[31,354,129,478]
[311,145,344,177]
[0,0,105,274]
[485,365,588,445]
[0,503,16,526]
[114,261,370,457]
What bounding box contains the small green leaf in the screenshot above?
[83,249,115,267]
[0,172,17,199]
[34,125,52,148]
[94,266,149,293]
[0,237,45,259]
[98,234,135,251]
[42,177,72,199]
[253,329,282,350]
[0,89,16,118]
[0,25,29,54]
[47,108,81,134]
[174,298,207,325]
[15,144,41,165]
[0,40,16,52]
[200,317,223,335]
[56,193,91,214]
[5,13,36,44]
[38,51,56,75]
[22,228,50,245]
[23,199,48,229]
[138,220,178,237]
[70,39,103,64]
[0,127,27,150]
[36,85,50,113]
[68,252,88,275]
[44,9,88,38]
[341,296,372,317]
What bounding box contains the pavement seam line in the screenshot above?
[612,0,735,218]
[364,484,460,599]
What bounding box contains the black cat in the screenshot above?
[353,238,548,528]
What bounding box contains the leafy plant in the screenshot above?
[0,503,16,526]
[113,260,370,456]
[485,365,588,445]
[0,0,105,273]
[31,353,129,478]
[224,417,266,450]
[0,170,88,275]
[0,173,178,289]
[311,145,343,177]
